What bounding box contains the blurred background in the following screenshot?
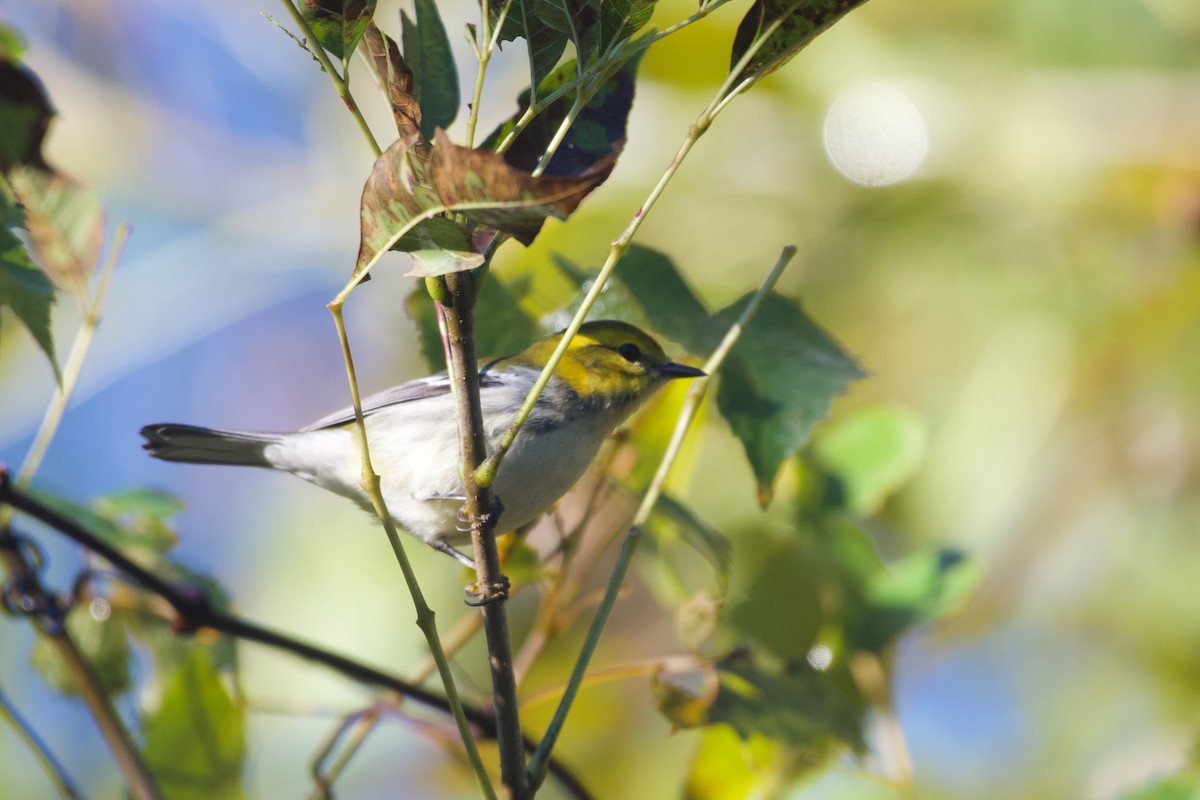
[2,0,1199,797]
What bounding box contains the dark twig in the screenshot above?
[0,469,592,800]
[439,269,530,799]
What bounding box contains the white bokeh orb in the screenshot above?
[823,83,929,187]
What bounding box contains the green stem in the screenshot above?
[0,683,83,800]
[326,302,497,800]
[279,0,382,158]
[476,83,727,489]
[527,245,797,786]
[14,224,125,490]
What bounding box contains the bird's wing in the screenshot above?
[302,370,505,431]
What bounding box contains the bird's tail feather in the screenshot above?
[140,424,282,467]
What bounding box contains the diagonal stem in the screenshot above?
[526,246,797,787]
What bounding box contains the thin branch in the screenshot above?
[13,224,126,490]
[308,600,487,796]
[0,471,593,799]
[0,682,84,800]
[0,526,162,800]
[527,246,797,786]
[277,0,382,158]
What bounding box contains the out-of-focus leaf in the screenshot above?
[0,58,52,171]
[676,591,721,653]
[401,0,459,140]
[31,605,131,697]
[483,56,639,177]
[27,487,181,554]
[685,725,779,800]
[300,0,375,62]
[599,0,656,53]
[652,494,732,588]
[361,22,421,139]
[0,24,26,60]
[92,486,184,553]
[1121,770,1200,800]
[9,166,104,297]
[844,547,980,653]
[493,0,569,98]
[729,0,870,86]
[535,0,600,61]
[723,541,822,662]
[429,129,616,244]
[651,665,719,730]
[714,294,863,505]
[611,244,712,349]
[405,273,540,370]
[665,653,865,750]
[141,649,245,800]
[814,405,928,515]
[1,220,59,379]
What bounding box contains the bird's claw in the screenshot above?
[456,495,505,536]
[464,574,511,607]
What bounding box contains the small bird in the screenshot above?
[141,321,704,565]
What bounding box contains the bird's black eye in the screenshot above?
[617,343,641,362]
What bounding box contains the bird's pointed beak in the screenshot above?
[659,361,706,379]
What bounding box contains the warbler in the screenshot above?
[140,321,704,564]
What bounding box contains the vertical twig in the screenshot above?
[326,303,498,800]
[439,268,531,800]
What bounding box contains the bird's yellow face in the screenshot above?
[514,321,702,402]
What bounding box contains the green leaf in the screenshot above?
[685,726,780,800]
[407,248,486,278]
[0,24,26,61]
[31,605,131,697]
[1,222,59,379]
[0,59,53,171]
[535,0,600,62]
[9,166,104,297]
[405,273,540,370]
[814,405,928,515]
[714,294,863,505]
[361,21,421,139]
[611,244,711,348]
[723,541,822,662]
[141,649,245,800]
[703,654,865,750]
[729,0,871,86]
[401,0,459,140]
[610,245,862,505]
[299,0,376,62]
[845,547,980,652]
[651,494,732,589]
[483,56,640,177]
[1121,770,1200,800]
[494,0,569,97]
[599,0,657,53]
